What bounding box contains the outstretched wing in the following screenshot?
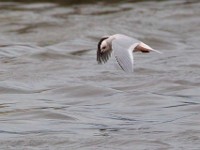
[112,35,138,73]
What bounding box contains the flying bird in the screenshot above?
[97,34,161,73]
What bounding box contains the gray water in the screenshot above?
[0,0,200,150]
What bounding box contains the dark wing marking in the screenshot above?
[115,56,125,71]
[97,37,112,64]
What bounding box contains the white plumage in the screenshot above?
[97,34,161,73]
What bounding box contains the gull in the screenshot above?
[97,34,161,73]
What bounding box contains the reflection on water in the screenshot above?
[0,0,200,149]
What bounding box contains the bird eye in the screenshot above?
[102,46,106,49]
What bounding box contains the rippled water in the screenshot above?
[0,0,200,149]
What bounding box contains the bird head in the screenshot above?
[97,37,110,52]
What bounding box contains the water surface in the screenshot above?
[0,0,200,149]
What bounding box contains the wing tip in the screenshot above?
[115,56,134,73]
[150,49,163,54]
